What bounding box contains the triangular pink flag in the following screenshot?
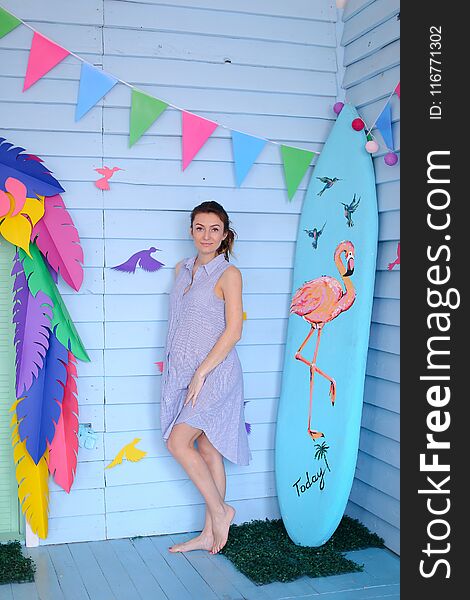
[395,82,400,99]
[23,32,70,91]
[182,111,218,170]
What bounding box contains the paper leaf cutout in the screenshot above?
[19,244,90,362]
[129,89,168,147]
[12,253,53,397]
[76,62,118,121]
[112,247,164,273]
[48,352,79,493]
[182,111,218,170]
[280,145,314,200]
[16,331,68,464]
[105,438,147,469]
[23,32,70,91]
[31,194,84,291]
[231,131,267,186]
[376,102,394,150]
[0,177,45,255]
[94,166,123,190]
[10,410,50,539]
[0,137,64,197]
[0,7,21,39]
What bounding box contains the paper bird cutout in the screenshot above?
[155,361,164,373]
[105,438,147,469]
[94,166,123,190]
[388,242,400,270]
[242,311,247,321]
[112,247,164,273]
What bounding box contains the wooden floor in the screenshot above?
[1,532,400,600]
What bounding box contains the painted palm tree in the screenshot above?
[314,441,331,472]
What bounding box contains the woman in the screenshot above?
[160,200,252,555]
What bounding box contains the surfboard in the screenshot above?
[274,103,378,547]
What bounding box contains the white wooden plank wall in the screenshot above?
[340,0,400,555]
[0,0,347,545]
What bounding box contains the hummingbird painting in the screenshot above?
[316,176,341,196]
[304,222,326,250]
[341,194,361,227]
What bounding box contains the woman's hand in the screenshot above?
[184,369,206,407]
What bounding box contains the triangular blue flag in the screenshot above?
[75,62,118,121]
[231,131,267,186]
[375,102,394,150]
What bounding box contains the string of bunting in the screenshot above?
[1,5,399,201]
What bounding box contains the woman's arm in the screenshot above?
[184,265,243,406]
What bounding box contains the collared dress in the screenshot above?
[160,253,252,466]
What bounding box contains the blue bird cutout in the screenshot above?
[111,247,165,273]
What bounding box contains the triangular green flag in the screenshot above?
[280,145,314,201]
[0,7,21,39]
[129,89,168,147]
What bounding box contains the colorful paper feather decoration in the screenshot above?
[105,438,147,469]
[19,244,90,362]
[12,253,53,397]
[112,247,164,273]
[0,137,64,198]
[16,330,68,464]
[31,194,84,291]
[0,176,45,255]
[48,352,79,493]
[10,400,50,539]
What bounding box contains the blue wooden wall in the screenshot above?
[0,0,400,553]
[339,0,400,555]
[0,0,341,545]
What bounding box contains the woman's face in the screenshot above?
[191,212,227,257]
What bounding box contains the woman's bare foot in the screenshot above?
[169,531,214,553]
[210,504,235,554]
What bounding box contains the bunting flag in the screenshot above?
[23,32,70,91]
[75,62,118,121]
[280,145,315,201]
[231,131,267,187]
[129,89,168,147]
[375,102,394,150]
[395,82,400,99]
[0,6,21,38]
[182,111,218,171]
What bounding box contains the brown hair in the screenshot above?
[190,200,237,260]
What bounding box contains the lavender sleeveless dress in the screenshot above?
[160,253,252,466]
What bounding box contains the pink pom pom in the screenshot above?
[333,102,344,115]
[365,140,379,153]
[384,151,398,166]
[352,118,365,131]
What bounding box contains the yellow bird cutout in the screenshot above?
[243,311,247,320]
[105,438,147,469]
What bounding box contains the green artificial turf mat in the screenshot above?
[220,515,385,585]
[0,540,36,585]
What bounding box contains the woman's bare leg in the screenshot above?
[166,424,235,554]
[169,433,227,553]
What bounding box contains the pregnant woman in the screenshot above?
[160,200,251,555]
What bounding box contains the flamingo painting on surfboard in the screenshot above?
[290,241,356,441]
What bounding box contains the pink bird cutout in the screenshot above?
[94,166,123,190]
[388,242,400,270]
[290,241,356,441]
[155,361,164,373]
